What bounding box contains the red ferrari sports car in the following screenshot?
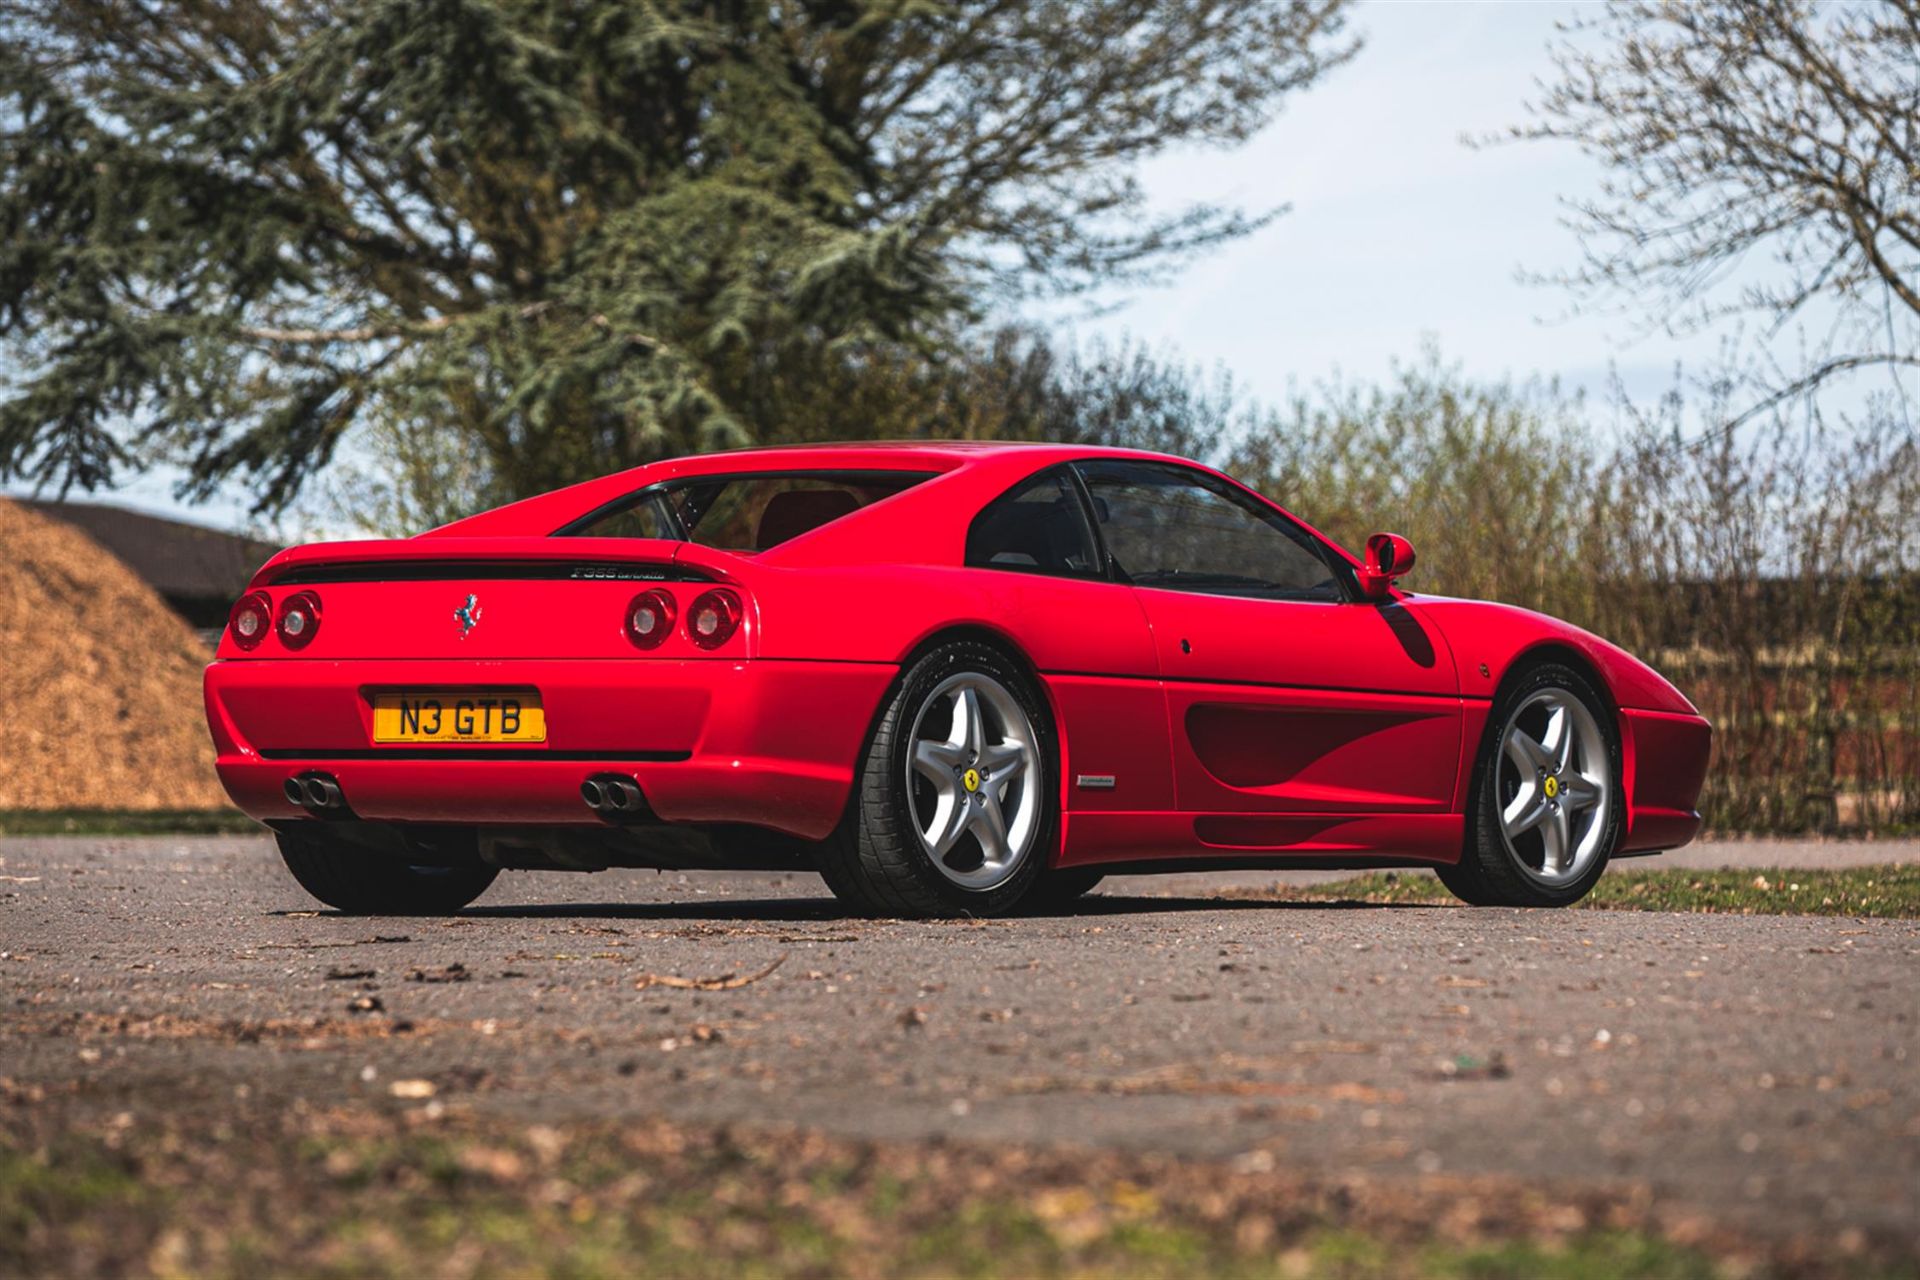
[205,442,1710,916]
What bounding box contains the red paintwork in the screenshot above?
[1358,531,1416,599]
[205,443,1710,867]
[1617,708,1714,853]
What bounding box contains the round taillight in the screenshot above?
[276,591,322,650]
[228,591,272,651]
[685,589,742,650]
[625,588,677,650]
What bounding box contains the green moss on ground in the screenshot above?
[1283,865,1920,918]
[0,810,258,836]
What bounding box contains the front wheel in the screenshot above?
[1438,661,1622,907]
[817,640,1056,917]
[276,830,498,915]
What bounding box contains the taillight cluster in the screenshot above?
[227,590,323,652]
[276,591,322,649]
[686,589,741,650]
[625,587,742,651]
[625,588,677,650]
[228,592,272,650]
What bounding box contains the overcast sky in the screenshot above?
[17,2,1737,537]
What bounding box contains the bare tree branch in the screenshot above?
[1508,0,1920,429]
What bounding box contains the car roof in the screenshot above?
[658,440,1176,466]
[426,441,1205,539]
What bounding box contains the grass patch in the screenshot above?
[1288,865,1920,918]
[1423,1231,1725,1280]
[0,809,259,837]
[3,1108,1862,1280]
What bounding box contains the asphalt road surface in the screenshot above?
[3,835,1917,1258]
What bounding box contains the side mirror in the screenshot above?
[1359,532,1415,600]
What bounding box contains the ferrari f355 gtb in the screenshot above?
[205,444,1711,916]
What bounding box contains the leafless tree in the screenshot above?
[1511,0,1920,434]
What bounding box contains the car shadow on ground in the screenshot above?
[274,894,1448,923]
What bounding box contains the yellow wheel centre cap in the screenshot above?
[963,768,981,793]
[1543,775,1560,799]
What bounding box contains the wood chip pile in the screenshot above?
[0,499,229,809]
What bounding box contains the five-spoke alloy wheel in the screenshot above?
[1491,687,1614,888]
[1440,660,1623,907]
[905,673,1043,891]
[819,639,1056,916]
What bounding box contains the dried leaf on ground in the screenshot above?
[407,963,470,984]
[633,954,786,992]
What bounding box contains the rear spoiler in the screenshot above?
[249,537,753,589]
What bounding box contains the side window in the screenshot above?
[573,496,678,540]
[1075,461,1345,601]
[965,468,1102,578]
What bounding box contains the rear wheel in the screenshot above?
[1439,661,1621,907]
[818,640,1055,917]
[276,830,498,915]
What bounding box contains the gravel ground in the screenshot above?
[3,835,1917,1260]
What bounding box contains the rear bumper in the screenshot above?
[1620,707,1712,853]
[204,658,895,839]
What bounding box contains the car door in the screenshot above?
[1072,460,1461,837]
[962,465,1176,825]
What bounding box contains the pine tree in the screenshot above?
[0,1,1355,513]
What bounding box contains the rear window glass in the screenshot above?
[556,470,936,551]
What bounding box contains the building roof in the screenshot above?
[19,499,282,622]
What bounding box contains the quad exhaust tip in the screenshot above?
[581,774,644,818]
[284,772,346,813]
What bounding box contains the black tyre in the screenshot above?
[818,639,1057,917]
[276,830,498,915]
[1439,660,1623,908]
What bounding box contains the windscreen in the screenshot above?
[557,470,936,551]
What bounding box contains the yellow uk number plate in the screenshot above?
[370,691,546,744]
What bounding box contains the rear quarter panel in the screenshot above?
[744,561,1177,816]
